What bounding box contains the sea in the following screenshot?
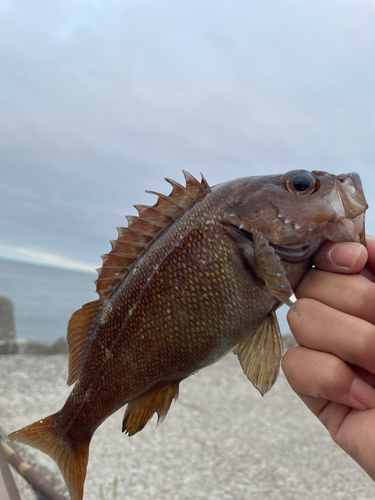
[0,258,291,344]
[0,259,97,344]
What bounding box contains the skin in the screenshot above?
[282,235,375,480]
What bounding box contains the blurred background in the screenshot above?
[1,0,375,343]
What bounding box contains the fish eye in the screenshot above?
[282,170,319,196]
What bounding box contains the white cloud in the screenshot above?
[1,0,375,269]
[0,245,96,273]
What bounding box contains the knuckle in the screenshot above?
[319,356,347,399]
[281,348,296,373]
[295,269,320,297]
[348,275,374,311]
[287,297,314,324]
[281,347,302,385]
[350,322,375,365]
[287,298,322,343]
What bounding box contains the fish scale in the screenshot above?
[9,169,368,500]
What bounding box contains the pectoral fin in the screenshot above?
[253,231,299,314]
[234,311,283,395]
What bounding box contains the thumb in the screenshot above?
[313,241,367,274]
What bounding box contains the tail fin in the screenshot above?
[8,414,90,500]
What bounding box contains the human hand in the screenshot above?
[282,236,375,480]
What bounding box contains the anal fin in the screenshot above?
[122,382,179,436]
[234,311,283,395]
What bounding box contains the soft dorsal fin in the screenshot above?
[95,172,210,299]
[66,172,210,386]
[66,299,103,385]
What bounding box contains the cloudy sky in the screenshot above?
[1,0,375,273]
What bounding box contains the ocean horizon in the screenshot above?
[0,258,97,344]
[0,258,291,344]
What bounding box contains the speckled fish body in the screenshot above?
[9,170,368,500]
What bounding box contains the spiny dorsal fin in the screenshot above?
[66,299,103,385]
[122,383,179,436]
[183,170,209,194]
[66,172,210,386]
[95,172,210,300]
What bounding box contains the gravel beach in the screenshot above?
[1,352,375,500]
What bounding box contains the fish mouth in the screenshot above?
[228,215,366,265]
[322,173,367,245]
[228,224,319,263]
[323,212,366,245]
[269,240,320,263]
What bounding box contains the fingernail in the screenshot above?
[351,377,375,408]
[329,243,363,269]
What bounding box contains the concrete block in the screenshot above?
[0,297,16,341]
[51,337,68,355]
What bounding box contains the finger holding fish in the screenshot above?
[312,241,368,274]
[283,236,375,482]
[310,236,375,280]
[287,298,375,376]
[282,337,375,482]
[283,342,375,482]
[293,268,375,325]
[290,237,375,345]
[285,239,375,388]
[282,345,375,413]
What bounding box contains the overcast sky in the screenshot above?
[1,0,375,274]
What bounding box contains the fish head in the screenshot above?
[223,169,368,262]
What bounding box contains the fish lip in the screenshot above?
[333,173,368,219]
[321,174,368,244]
[326,213,366,245]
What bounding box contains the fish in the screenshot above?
[9,169,367,500]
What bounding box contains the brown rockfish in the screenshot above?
[9,170,367,500]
